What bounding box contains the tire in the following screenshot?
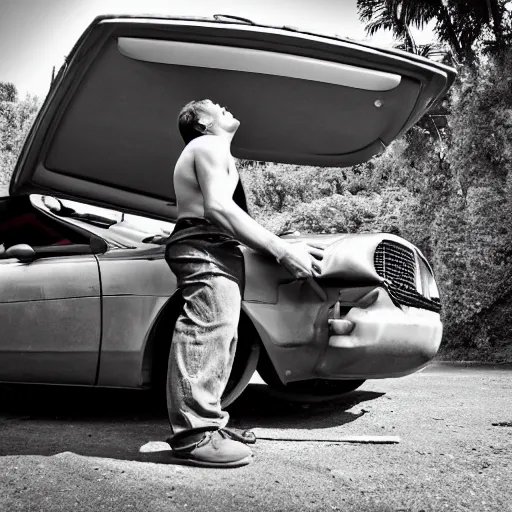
[257,347,365,398]
[162,311,261,418]
[279,379,366,395]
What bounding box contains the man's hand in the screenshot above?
[278,241,324,280]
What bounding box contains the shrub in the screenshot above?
[0,87,41,191]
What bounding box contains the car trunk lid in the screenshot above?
[10,15,456,221]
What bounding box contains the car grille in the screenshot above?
[374,240,441,313]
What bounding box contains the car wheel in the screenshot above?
[257,348,365,399]
[163,312,261,420]
[278,379,366,395]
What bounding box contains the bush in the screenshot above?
[0,86,41,191]
[433,52,512,357]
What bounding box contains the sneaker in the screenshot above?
[170,429,253,468]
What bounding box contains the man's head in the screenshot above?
[177,99,240,144]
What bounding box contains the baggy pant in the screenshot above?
[164,218,244,450]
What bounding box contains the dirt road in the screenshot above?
[1,363,511,512]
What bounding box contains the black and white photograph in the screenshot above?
[0,0,511,510]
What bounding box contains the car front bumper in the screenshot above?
[314,286,443,379]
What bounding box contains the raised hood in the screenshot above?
[10,14,456,220]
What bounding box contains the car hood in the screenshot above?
[10,14,456,221]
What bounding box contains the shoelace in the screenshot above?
[169,427,256,452]
[219,427,256,444]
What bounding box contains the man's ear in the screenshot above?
[197,113,213,134]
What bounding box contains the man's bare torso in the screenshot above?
[173,138,239,219]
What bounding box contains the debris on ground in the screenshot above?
[250,429,400,444]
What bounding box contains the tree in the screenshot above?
[0,82,41,188]
[357,0,464,60]
[357,0,512,64]
[357,0,418,52]
[0,82,18,103]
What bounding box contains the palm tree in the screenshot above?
[357,0,417,53]
[357,0,511,64]
[357,0,464,60]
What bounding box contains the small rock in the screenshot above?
[139,441,170,453]
[492,421,512,427]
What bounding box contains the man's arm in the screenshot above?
[193,137,323,279]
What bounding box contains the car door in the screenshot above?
[0,253,101,385]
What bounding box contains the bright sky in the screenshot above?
[0,0,435,100]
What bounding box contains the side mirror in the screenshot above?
[5,244,37,263]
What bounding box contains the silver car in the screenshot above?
[2,14,455,406]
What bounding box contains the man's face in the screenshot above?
[199,100,240,135]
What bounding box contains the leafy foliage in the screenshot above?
[357,0,512,64]
[432,51,512,359]
[0,84,41,192]
[0,82,18,103]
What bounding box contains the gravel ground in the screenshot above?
[0,363,511,512]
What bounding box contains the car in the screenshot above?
[2,14,456,407]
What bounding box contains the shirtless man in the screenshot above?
[164,99,323,468]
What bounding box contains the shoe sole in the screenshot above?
[168,454,253,468]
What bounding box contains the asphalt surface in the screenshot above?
[1,363,511,512]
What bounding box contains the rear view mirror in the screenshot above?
[5,244,37,263]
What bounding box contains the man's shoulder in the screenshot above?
[189,135,228,156]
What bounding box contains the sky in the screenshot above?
[0,0,435,100]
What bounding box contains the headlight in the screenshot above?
[415,256,439,300]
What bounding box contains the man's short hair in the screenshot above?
[178,99,210,144]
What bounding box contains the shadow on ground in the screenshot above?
[0,382,385,463]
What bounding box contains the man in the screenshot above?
[165,99,324,468]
